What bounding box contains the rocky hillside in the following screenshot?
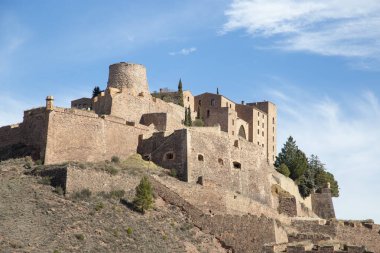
[0,158,228,253]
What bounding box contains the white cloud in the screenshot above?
[223,0,380,58]
[267,84,380,222]
[169,47,197,56]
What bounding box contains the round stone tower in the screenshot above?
[107,62,150,96]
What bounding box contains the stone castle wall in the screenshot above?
[311,188,336,219]
[0,107,49,160]
[187,127,273,206]
[44,108,149,165]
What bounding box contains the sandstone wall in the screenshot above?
[187,127,273,206]
[137,130,188,180]
[44,108,149,165]
[149,175,286,253]
[271,172,313,215]
[108,92,184,130]
[0,107,49,160]
[311,189,336,219]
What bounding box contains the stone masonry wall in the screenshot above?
[44,108,149,165]
[137,130,188,180]
[149,175,285,253]
[187,127,273,206]
[0,107,49,160]
[311,189,336,219]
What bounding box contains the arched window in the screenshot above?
[238,125,246,139]
[207,110,210,118]
[198,154,204,161]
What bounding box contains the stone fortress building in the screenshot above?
[0,62,379,253]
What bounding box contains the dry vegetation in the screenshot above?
[0,157,227,253]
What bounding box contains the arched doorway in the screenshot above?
[238,125,247,139]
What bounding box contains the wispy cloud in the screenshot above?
[223,0,380,58]
[169,47,197,56]
[266,83,380,222]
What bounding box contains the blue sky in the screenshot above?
[1,0,379,222]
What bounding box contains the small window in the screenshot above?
[187,97,190,102]
[272,117,275,124]
[198,154,204,161]
[218,158,224,165]
[234,140,239,147]
[258,112,260,116]
[262,144,264,148]
[165,152,174,160]
[262,114,264,119]
[229,104,232,108]
[232,131,235,135]
[257,129,260,135]
[258,121,260,126]
[232,119,234,125]
[233,161,241,169]
[262,123,264,128]
[262,131,264,136]
[198,100,202,105]
[207,110,210,118]
[257,142,260,145]
[273,126,275,133]
[211,99,216,106]
[273,146,275,152]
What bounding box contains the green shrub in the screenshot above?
[111,156,120,163]
[38,176,52,185]
[95,202,104,211]
[35,160,43,165]
[133,176,154,214]
[72,189,92,200]
[74,234,84,241]
[192,119,204,127]
[54,186,64,195]
[109,190,125,199]
[105,165,118,175]
[126,227,133,235]
[168,169,177,178]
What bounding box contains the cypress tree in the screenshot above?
[92,86,101,98]
[217,87,219,95]
[178,79,184,107]
[184,107,189,126]
[187,106,192,126]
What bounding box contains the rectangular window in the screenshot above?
[262,131,264,136]
[232,119,235,125]
[258,112,260,116]
[258,121,260,126]
[232,131,235,135]
[273,126,275,133]
[257,129,260,135]
[262,144,264,148]
[257,142,260,145]
[262,123,264,128]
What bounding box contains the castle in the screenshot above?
[0,62,379,253]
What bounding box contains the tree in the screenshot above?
[297,168,315,198]
[275,136,308,181]
[184,107,189,126]
[217,87,219,95]
[178,79,184,107]
[277,163,291,177]
[133,176,154,214]
[187,106,192,126]
[325,172,339,197]
[92,86,101,98]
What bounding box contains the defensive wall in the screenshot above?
[0,107,49,160]
[138,126,274,206]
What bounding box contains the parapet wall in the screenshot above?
[44,108,150,164]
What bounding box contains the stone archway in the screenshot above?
[238,125,247,139]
